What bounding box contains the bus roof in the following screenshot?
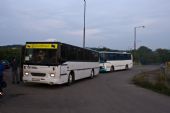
[25,42,99,53]
[99,51,131,54]
[26,42,59,44]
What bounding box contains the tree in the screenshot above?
[155,48,170,63]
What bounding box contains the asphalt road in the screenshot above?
[1,65,170,113]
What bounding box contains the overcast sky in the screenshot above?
[0,0,170,50]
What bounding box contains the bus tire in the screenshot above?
[90,69,94,79]
[110,66,114,72]
[67,72,74,86]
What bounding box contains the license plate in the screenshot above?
[32,78,40,81]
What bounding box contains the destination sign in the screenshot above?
[26,44,58,49]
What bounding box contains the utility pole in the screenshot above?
[134,26,145,50]
[83,0,86,48]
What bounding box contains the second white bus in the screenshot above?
[99,51,133,72]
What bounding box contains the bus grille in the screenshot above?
[31,73,46,77]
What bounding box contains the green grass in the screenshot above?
[133,71,170,96]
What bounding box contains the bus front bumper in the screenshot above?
[99,67,107,73]
[23,76,62,85]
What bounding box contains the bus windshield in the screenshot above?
[99,53,106,63]
[24,49,58,66]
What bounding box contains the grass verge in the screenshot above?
[133,70,170,96]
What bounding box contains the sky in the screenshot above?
[0,0,170,50]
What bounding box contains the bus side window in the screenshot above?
[61,44,68,63]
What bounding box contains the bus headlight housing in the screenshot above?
[50,73,55,77]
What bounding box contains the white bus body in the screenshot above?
[99,52,133,72]
[23,42,99,85]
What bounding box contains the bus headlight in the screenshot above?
[50,73,55,77]
[24,72,29,76]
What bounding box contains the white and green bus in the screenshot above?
[99,51,133,72]
[23,42,99,85]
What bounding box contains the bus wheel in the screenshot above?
[67,73,74,86]
[90,70,94,79]
[110,66,114,72]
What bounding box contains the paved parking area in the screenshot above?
[1,65,170,113]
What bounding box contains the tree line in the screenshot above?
[132,46,170,64]
[0,45,23,64]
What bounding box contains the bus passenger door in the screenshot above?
[60,64,68,83]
